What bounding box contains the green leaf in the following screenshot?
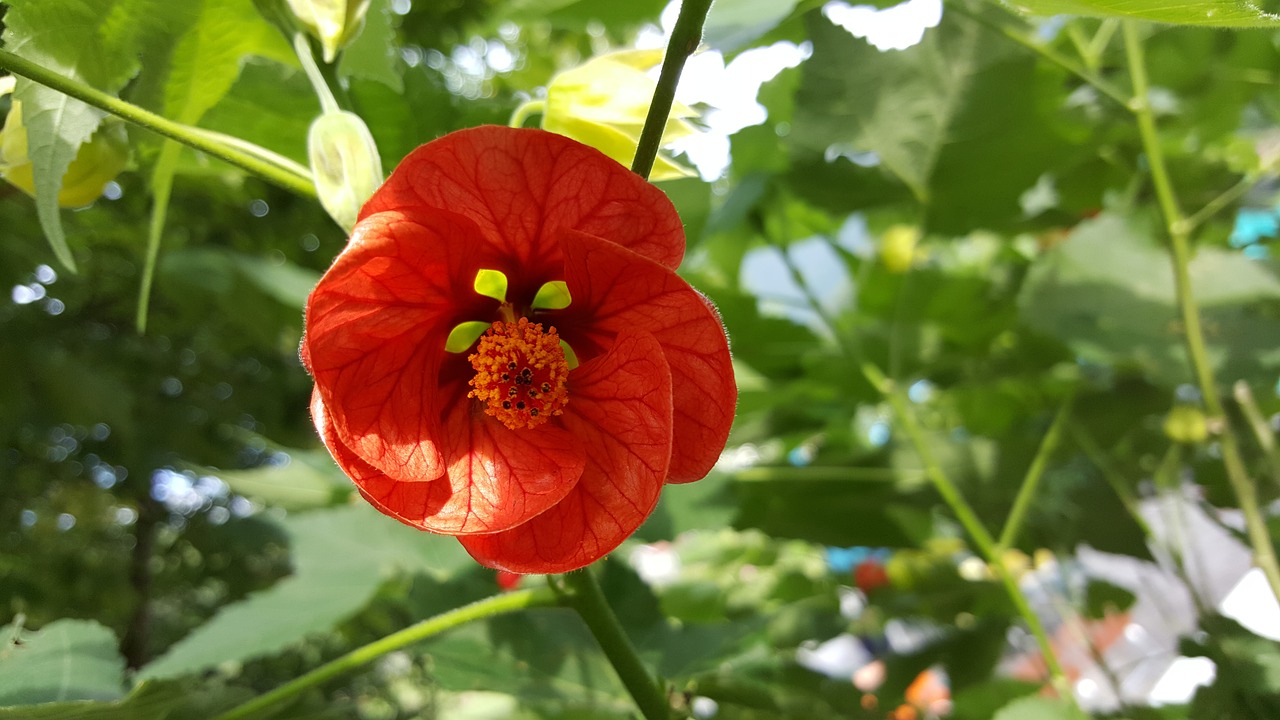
[792,12,985,202]
[1019,212,1280,388]
[0,683,184,720]
[991,695,1079,720]
[1,0,177,271]
[337,0,403,92]
[138,503,470,680]
[0,619,125,705]
[1004,0,1280,27]
[231,252,321,309]
[733,473,935,547]
[1084,579,1137,619]
[199,450,352,510]
[161,0,293,127]
[703,0,803,54]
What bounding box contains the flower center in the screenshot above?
[467,317,569,430]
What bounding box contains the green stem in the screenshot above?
[1122,20,1280,602]
[562,568,669,720]
[863,364,1077,706]
[1069,423,1153,536]
[135,140,180,334]
[0,49,316,198]
[630,0,713,179]
[958,5,1129,107]
[294,33,341,115]
[212,588,556,720]
[509,100,546,129]
[1234,381,1280,492]
[998,395,1075,550]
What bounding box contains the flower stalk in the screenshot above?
[1121,20,1280,601]
[562,568,669,720]
[0,48,316,198]
[630,0,712,179]
[212,587,557,720]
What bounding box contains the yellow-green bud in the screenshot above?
[880,224,920,273]
[286,0,371,63]
[308,110,383,232]
[1163,405,1209,444]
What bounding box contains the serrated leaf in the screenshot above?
[2,0,180,271]
[337,0,403,92]
[0,619,125,705]
[792,12,985,202]
[138,503,470,680]
[1005,0,1280,27]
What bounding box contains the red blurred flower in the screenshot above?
[303,126,736,574]
[854,559,890,594]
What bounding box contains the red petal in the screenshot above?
[313,388,586,534]
[459,331,673,573]
[360,127,685,276]
[304,209,491,482]
[557,230,736,483]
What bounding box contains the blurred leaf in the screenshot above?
[1005,0,1280,26]
[1019,212,1280,388]
[792,12,983,201]
[0,619,125,705]
[0,683,184,720]
[702,0,802,54]
[1084,579,1137,619]
[733,473,934,547]
[138,503,470,680]
[1184,614,1280,718]
[337,0,404,92]
[991,695,1078,720]
[200,450,351,510]
[232,253,320,309]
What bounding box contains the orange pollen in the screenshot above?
[467,317,569,430]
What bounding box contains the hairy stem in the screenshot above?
[213,587,557,720]
[563,568,670,720]
[631,0,713,179]
[0,49,315,198]
[1122,20,1280,601]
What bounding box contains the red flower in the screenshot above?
[302,126,736,574]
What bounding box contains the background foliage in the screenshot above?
[3,0,1280,718]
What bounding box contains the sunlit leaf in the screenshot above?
[1004,0,1280,27]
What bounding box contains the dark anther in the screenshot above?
[502,401,512,409]
[530,408,539,416]
[528,390,539,399]
[508,387,518,397]
[501,373,510,381]
[507,362,517,371]
[521,368,532,378]
[516,401,526,410]
[541,382,551,392]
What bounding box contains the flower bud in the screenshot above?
[285,0,371,63]
[0,80,128,207]
[308,109,383,231]
[879,224,920,273]
[1163,405,1209,444]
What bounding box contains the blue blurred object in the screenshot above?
[1229,208,1278,248]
